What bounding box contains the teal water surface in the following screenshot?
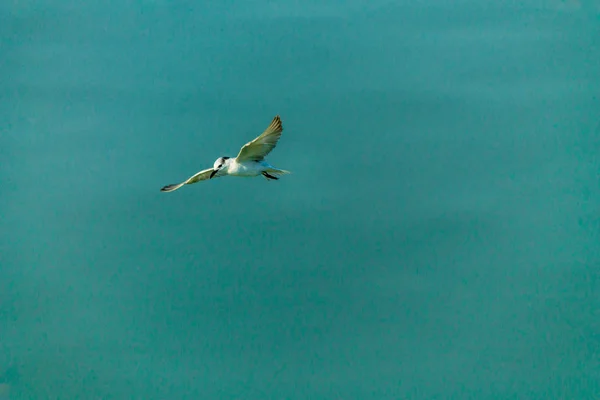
[1,1,600,399]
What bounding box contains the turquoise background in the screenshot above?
[1,1,599,398]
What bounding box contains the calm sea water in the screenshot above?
[1,1,599,399]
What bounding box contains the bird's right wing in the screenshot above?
[235,115,283,162]
[160,168,213,192]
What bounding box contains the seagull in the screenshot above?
[160,115,290,192]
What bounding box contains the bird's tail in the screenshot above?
[267,168,291,175]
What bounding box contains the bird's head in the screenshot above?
[210,156,230,179]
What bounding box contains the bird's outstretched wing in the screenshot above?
[235,115,283,162]
[160,168,213,193]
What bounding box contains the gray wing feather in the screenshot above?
[235,115,283,162]
[160,167,213,193]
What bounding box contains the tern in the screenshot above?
[160,115,290,192]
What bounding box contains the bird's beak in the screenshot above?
[210,169,218,179]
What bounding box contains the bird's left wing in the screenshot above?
[160,167,213,192]
[235,115,283,162]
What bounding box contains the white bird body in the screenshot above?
[217,159,282,178]
[161,115,289,192]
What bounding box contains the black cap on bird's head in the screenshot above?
[210,156,230,179]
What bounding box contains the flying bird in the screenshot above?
[160,115,289,193]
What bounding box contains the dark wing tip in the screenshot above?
[272,115,283,133]
[160,184,178,192]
